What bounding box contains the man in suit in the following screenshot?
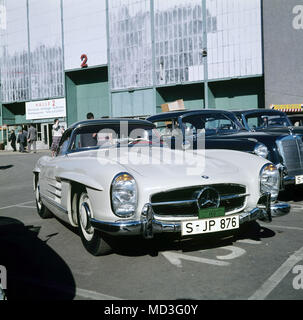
[27,124,37,153]
[8,130,17,151]
[17,130,26,152]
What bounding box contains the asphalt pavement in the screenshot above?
[0,151,303,301]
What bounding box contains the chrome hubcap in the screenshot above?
[79,194,94,241]
[36,183,42,210]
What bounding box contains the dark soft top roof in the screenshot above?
[232,109,286,116]
[69,118,154,130]
[147,109,235,122]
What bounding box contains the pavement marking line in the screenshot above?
[237,239,262,245]
[76,288,123,300]
[9,274,122,300]
[162,251,230,268]
[260,224,303,232]
[215,245,246,260]
[0,200,35,210]
[248,246,303,300]
[15,205,36,209]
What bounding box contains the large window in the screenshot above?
[0,0,30,103]
[108,0,262,90]
[154,0,208,85]
[108,0,152,90]
[28,0,64,100]
[154,0,262,85]
[63,0,107,70]
[0,0,64,103]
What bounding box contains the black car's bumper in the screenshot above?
[283,175,302,186]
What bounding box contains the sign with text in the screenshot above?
[26,98,66,120]
[270,104,303,113]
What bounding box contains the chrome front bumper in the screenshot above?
[90,200,290,239]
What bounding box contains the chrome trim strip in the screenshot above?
[48,184,62,191]
[47,190,62,198]
[221,193,249,201]
[41,194,68,214]
[151,194,249,206]
[152,199,197,206]
[150,183,246,197]
[296,138,303,168]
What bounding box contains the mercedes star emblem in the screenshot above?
[196,187,220,209]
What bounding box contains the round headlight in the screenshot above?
[254,143,268,158]
[260,163,280,202]
[111,173,137,217]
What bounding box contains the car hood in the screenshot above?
[63,146,266,182]
[211,130,286,140]
[91,146,268,188]
[256,127,303,135]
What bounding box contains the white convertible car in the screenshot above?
[33,119,290,256]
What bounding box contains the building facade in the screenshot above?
[0,0,301,148]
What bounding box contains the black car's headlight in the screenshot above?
[111,173,137,217]
[260,163,280,202]
[254,143,268,158]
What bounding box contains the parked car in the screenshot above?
[147,110,303,190]
[147,110,269,156]
[33,118,289,256]
[232,109,303,135]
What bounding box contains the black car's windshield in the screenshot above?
[69,124,162,152]
[245,114,292,130]
[181,113,244,136]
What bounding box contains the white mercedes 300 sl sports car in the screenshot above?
[33,119,290,256]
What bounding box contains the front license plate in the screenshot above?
[295,175,303,185]
[181,215,239,236]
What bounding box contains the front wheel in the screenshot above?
[35,177,53,219]
[77,190,112,256]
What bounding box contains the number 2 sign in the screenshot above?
[81,54,88,68]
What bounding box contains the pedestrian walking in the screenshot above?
[51,119,64,157]
[27,124,37,153]
[8,130,17,151]
[17,130,26,152]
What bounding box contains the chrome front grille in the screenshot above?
[278,136,303,175]
[150,184,247,217]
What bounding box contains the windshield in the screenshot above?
[181,113,244,136]
[245,114,292,130]
[69,124,162,152]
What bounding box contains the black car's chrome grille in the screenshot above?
[279,136,303,175]
[150,184,247,217]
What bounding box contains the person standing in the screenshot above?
[51,119,64,157]
[80,112,97,147]
[22,126,28,151]
[17,129,26,152]
[27,124,37,153]
[8,130,16,152]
